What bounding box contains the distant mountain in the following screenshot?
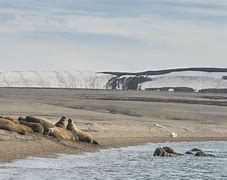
[1,68,227,93]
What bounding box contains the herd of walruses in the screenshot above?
[0,115,98,144]
[153,147,215,157]
[0,115,216,157]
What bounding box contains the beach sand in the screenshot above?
[0,88,227,163]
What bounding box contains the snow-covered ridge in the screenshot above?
[140,71,227,91]
[104,68,227,92]
[1,68,227,92]
[0,71,113,89]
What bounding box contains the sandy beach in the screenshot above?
[0,88,227,163]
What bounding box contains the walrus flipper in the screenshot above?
[92,140,99,145]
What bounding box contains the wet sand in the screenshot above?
[0,88,227,163]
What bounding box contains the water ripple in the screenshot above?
[0,141,226,180]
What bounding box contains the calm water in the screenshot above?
[0,141,226,180]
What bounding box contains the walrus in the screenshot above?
[47,127,75,141]
[191,148,203,152]
[194,151,215,157]
[185,148,203,155]
[0,118,25,135]
[0,116,19,124]
[0,116,33,134]
[23,116,55,134]
[19,121,44,134]
[153,147,175,157]
[163,147,184,156]
[185,151,194,155]
[19,124,34,133]
[66,119,98,144]
[55,116,67,129]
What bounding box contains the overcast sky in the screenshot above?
[0,0,226,72]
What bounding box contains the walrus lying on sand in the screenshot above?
[20,116,55,134]
[55,116,67,129]
[47,127,75,141]
[66,119,98,144]
[0,116,19,124]
[19,121,44,134]
[0,118,25,135]
[0,116,33,134]
[19,124,34,133]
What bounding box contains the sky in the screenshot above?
[0,0,226,72]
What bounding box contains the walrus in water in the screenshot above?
[185,151,194,155]
[66,119,98,144]
[55,116,66,129]
[153,147,183,157]
[191,148,203,152]
[23,116,55,134]
[163,147,184,156]
[0,118,25,135]
[153,147,175,157]
[47,127,75,141]
[194,151,215,157]
[185,148,205,155]
[19,121,44,134]
[163,147,176,154]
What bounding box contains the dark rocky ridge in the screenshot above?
[101,67,227,76]
[103,67,227,91]
[106,76,151,90]
[146,87,194,92]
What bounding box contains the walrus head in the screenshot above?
[66,119,73,130]
[46,128,54,136]
[18,117,26,121]
[163,147,176,154]
[68,119,72,123]
[60,116,66,121]
[153,147,164,156]
[59,116,66,124]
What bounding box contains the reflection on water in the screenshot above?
[0,141,226,180]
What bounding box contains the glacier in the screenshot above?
[0,71,113,89]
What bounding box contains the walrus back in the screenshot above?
[25,116,55,128]
[47,127,75,141]
[19,124,34,133]
[19,121,44,134]
[25,116,55,134]
[76,129,95,143]
[0,116,19,124]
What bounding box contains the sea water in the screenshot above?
[0,141,226,180]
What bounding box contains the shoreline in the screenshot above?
[1,136,227,164]
[0,88,227,163]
